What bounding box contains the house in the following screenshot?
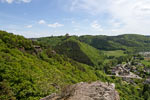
[144,79,150,84]
[139,52,150,57]
[111,65,130,76]
[122,77,136,85]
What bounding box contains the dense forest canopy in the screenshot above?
[37,34,150,52]
[1,31,150,100]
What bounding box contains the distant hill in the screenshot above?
[36,36,68,47]
[55,38,105,69]
[0,31,109,100]
[37,34,150,52]
[0,31,148,100]
[78,34,150,52]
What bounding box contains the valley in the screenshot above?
[1,31,150,100]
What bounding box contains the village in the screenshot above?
[108,52,150,85]
[110,63,142,79]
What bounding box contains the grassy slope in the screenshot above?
[37,34,150,53]
[55,38,105,69]
[79,34,150,52]
[141,60,150,66]
[36,36,68,47]
[79,40,105,67]
[0,31,109,100]
[103,50,127,57]
[0,31,147,100]
[36,35,148,100]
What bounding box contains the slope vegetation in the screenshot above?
[0,31,148,100]
[0,31,108,100]
[55,38,105,69]
[37,34,150,52]
[79,34,150,52]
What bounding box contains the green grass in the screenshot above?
[37,36,66,47]
[141,60,150,66]
[0,31,109,100]
[103,50,126,57]
[1,31,148,100]
[55,38,105,69]
[79,40,105,66]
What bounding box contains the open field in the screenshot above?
[141,60,150,66]
[103,50,127,57]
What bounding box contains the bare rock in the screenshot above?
[40,81,120,100]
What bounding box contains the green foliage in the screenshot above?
[141,60,150,66]
[0,31,33,50]
[0,31,149,100]
[0,80,16,100]
[55,38,105,69]
[103,50,127,57]
[0,31,107,99]
[78,34,150,52]
[142,84,150,100]
[37,34,150,53]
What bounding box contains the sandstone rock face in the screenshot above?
[40,81,120,100]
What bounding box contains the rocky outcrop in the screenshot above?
[40,81,120,100]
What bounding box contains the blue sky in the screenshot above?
[0,0,150,38]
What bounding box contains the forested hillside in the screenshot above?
[55,38,105,69]
[1,31,150,100]
[78,34,150,52]
[37,34,150,52]
[0,31,109,100]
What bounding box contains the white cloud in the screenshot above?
[109,19,122,28]
[26,25,32,28]
[0,0,31,3]
[68,0,150,35]
[5,0,13,3]
[109,0,150,34]
[48,22,64,28]
[69,0,109,15]
[91,21,103,31]
[38,20,46,24]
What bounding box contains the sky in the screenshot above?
[0,0,150,38]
